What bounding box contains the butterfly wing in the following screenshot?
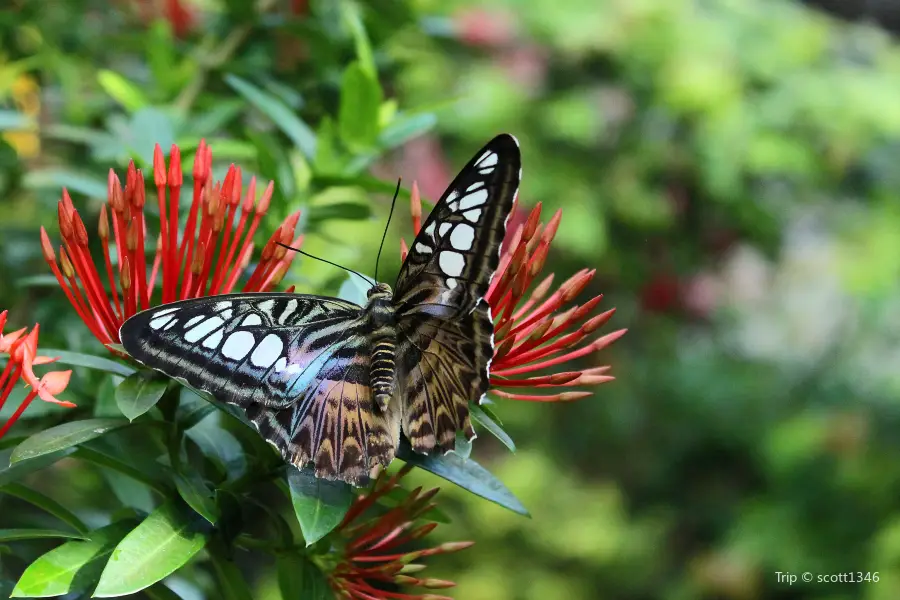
[393,134,521,453]
[120,294,399,485]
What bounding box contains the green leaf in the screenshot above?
[115,371,168,421]
[224,74,316,158]
[11,419,130,464]
[453,432,473,460]
[378,112,438,150]
[35,349,135,377]
[184,100,245,138]
[470,404,516,453]
[74,446,171,496]
[0,482,89,534]
[287,467,354,546]
[173,472,219,525]
[277,554,331,600]
[397,438,529,516]
[341,2,376,78]
[176,389,216,430]
[209,546,254,600]
[311,174,414,201]
[0,110,33,131]
[97,70,148,112]
[0,529,85,542]
[307,201,372,225]
[338,62,382,149]
[10,519,137,598]
[24,169,109,198]
[144,583,184,600]
[0,447,76,487]
[93,502,208,597]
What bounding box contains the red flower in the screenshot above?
[403,183,625,402]
[328,465,472,600]
[0,310,74,439]
[40,141,302,352]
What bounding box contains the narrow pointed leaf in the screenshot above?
[287,468,353,546]
[452,432,473,460]
[209,547,254,600]
[93,502,208,597]
[397,438,529,516]
[224,74,316,158]
[97,70,148,112]
[0,482,89,534]
[11,419,130,464]
[115,371,168,421]
[33,349,135,377]
[470,404,516,453]
[338,62,382,149]
[0,529,85,542]
[277,554,331,600]
[378,112,437,149]
[10,519,138,598]
[173,472,219,525]
[0,447,76,487]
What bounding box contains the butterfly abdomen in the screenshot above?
[365,288,397,413]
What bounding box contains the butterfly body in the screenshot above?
[121,134,521,485]
[363,283,398,412]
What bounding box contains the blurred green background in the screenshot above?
[4,0,900,598]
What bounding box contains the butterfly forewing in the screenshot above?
[394,134,520,453]
[120,294,399,485]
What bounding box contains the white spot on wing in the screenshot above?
[214,301,231,311]
[278,299,298,325]
[259,299,275,313]
[202,329,223,349]
[447,191,459,203]
[438,222,452,237]
[250,334,284,368]
[155,307,179,317]
[149,314,176,330]
[424,222,436,238]
[185,316,224,342]
[463,208,482,223]
[221,309,233,320]
[476,151,497,167]
[274,357,287,373]
[185,315,204,328]
[460,189,488,210]
[440,278,459,304]
[439,251,465,277]
[241,314,262,326]
[222,331,255,360]
[414,242,432,254]
[450,224,475,251]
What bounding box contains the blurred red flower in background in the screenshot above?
[0,311,73,439]
[40,141,303,352]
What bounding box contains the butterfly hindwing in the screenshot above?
[120,294,399,485]
[394,134,521,453]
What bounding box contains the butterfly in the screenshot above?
[120,134,521,486]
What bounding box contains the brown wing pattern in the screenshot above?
[394,134,521,454]
[120,294,399,486]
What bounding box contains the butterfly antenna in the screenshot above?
[374,177,402,283]
[275,242,376,287]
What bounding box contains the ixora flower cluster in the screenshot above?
[0,311,73,439]
[25,142,623,599]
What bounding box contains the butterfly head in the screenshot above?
[366,282,393,301]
